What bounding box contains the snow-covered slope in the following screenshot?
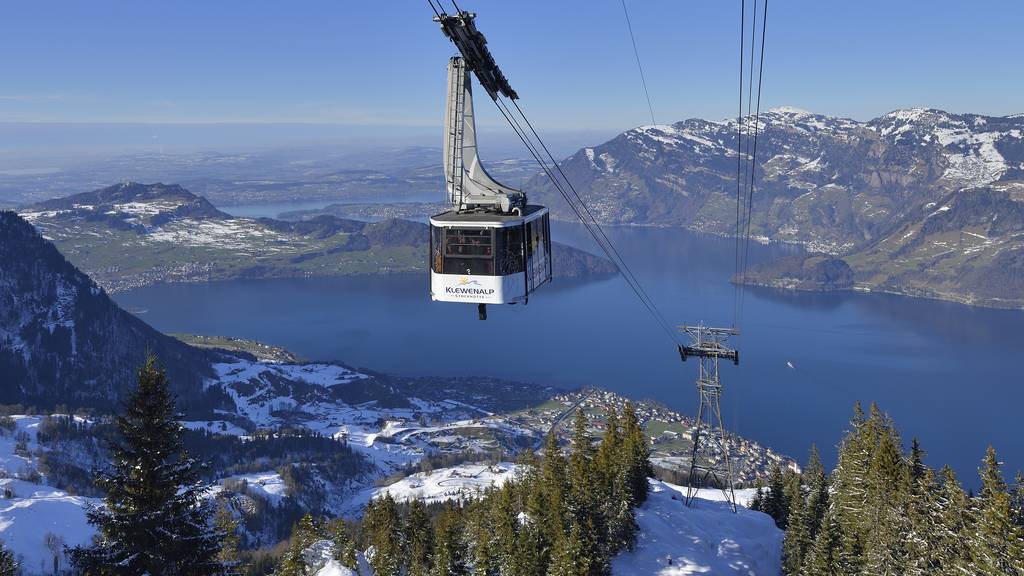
[612,480,782,575]
[0,211,220,407]
[369,462,519,506]
[0,416,98,573]
[533,107,1024,256]
[363,465,783,576]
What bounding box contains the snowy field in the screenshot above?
[0,416,98,573]
[612,480,782,576]
[373,462,520,505]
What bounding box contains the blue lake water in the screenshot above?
[222,194,438,219]
[113,222,1024,487]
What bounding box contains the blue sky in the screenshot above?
[2,0,1022,133]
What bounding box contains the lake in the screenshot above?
[113,221,1024,487]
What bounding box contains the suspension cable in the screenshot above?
[620,0,657,126]
[737,0,770,325]
[737,0,768,322]
[732,0,747,327]
[494,97,679,344]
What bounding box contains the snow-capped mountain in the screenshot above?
[535,107,1023,249]
[532,107,1024,307]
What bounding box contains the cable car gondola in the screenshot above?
[430,11,552,319]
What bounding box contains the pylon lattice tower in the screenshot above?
[678,323,740,512]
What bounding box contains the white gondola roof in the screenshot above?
[429,205,548,228]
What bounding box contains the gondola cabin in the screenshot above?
[430,205,551,305]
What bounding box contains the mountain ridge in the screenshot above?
[530,107,1024,308]
[20,182,616,293]
[0,210,224,409]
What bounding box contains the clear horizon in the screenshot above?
[3,1,1022,133]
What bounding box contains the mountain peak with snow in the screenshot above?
[767,105,814,116]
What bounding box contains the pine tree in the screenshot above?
[331,521,358,570]
[934,465,975,575]
[69,356,222,575]
[277,514,322,576]
[749,478,765,513]
[866,426,909,515]
[464,497,497,576]
[863,502,911,576]
[973,446,1024,575]
[366,494,403,576]
[829,402,873,575]
[781,481,810,575]
[406,499,433,576]
[763,464,788,528]
[620,402,652,506]
[432,505,468,576]
[540,431,568,547]
[1012,471,1024,529]
[214,501,242,572]
[909,437,926,488]
[511,515,545,576]
[803,509,842,576]
[567,408,596,524]
[781,469,802,530]
[492,484,520,576]
[0,541,17,576]
[594,408,624,556]
[547,521,593,576]
[804,446,829,541]
[904,467,940,576]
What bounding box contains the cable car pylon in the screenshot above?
[678,324,740,513]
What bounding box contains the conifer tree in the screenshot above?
[464,497,497,576]
[781,482,810,575]
[866,426,908,514]
[829,402,872,574]
[547,521,593,576]
[904,467,940,576]
[69,356,222,575]
[620,402,652,506]
[365,494,403,576]
[0,541,16,576]
[803,510,842,576]
[406,499,433,576]
[863,502,911,576]
[973,446,1024,575]
[748,478,765,513]
[762,464,788,528]
[909,437,926,487]
[567,409,596,523]
[1012,471,1024,529]
[934,465,975,575]
[781,469,802,530]
[214,501,242,572]
[540,431,568,547]
[493,484,520,576]
[804,445,829,541]
[331,521,358,570]
[432,505,468,576]
[277,514,322,576]
[511,515,545,576]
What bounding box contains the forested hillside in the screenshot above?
[752,403,1024,575]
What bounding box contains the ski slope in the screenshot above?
[612,479,783,575]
